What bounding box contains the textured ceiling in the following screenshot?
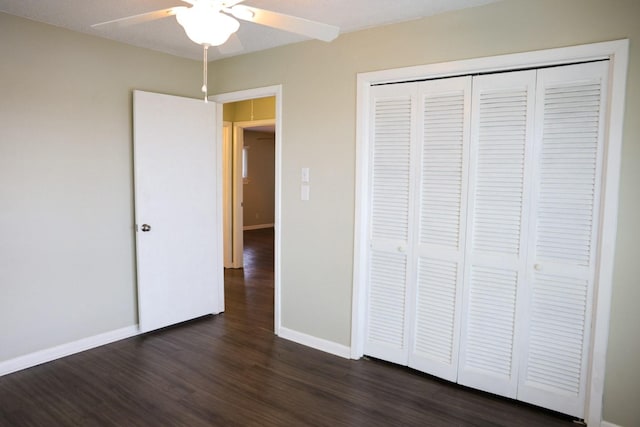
[0,0,499,61]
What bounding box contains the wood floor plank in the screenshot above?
[0,228,576,426]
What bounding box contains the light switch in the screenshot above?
[301,183,310,201]
[301,167,310,183]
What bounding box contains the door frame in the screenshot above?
[223,121,234,268]
[211,85,283,335]
[351,40,628,425]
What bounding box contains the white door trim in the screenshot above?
[222,121,233,268]
[351,40,629,426]
[211,85,283,335]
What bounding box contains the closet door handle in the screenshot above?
[397,246,406,253]
[534,263,542,271]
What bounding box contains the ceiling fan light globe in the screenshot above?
[176,6,239,46]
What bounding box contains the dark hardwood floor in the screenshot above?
[0,228,576,426]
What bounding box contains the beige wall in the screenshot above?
[0,13,202,360]
[242,131,275,227]
[1,0,638,425]
[208,0,640,425]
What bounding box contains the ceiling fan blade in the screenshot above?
[92,7,186,29]
[221,0,246,7]
[228,5,339,42]
[217,33,244,55]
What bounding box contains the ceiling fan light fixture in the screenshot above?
[176,5,240,46]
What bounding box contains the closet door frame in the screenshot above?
[351,39,628,426]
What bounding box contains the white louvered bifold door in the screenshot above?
[363,83,419,365]
[457,70,536,398]
[408,77,471,382]
[516,61,609,418]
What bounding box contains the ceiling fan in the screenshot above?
[92,0,340,100]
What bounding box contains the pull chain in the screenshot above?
[202,44,209,103]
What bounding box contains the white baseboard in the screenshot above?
[0,325,140,377]
[278,327,351,359]
[601,421,623,427]
[243,223,274,231]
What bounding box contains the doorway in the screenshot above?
[225,118,275,269]
[213,85,282,335]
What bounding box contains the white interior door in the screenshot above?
[457,70,536,398]
[408,76,471,382]
[133,90,222,333]
[517,61,609,418]
[363,82,419,365]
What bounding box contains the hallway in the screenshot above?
[224,227,275,333]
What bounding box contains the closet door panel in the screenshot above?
[364,83,418,364]
[457,70,536,398]
[517,61,609,418]
[409,77,471,381]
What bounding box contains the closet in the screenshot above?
[362,60,609,418]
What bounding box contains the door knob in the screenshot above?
[141,224,151,232]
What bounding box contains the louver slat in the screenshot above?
[367,250,408,349]
[371,97,412,242]
[414,258,458,363]
[472,89,528,256]
[526,273,588,393]
[419,90,466,248]
[464,266,518,377]
[535,82,602,266]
